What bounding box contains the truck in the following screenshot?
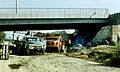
[0,41,9,60]
[46,33,71,53]
[0,41,16,60]
[22,36,46,54]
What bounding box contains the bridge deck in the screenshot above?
[0,8,109,19]
[0,8,109,25]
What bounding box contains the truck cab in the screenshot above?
[46,36,65,53]
[47,37,60,52]
[23,36,46,54]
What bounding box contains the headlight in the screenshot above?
[56,43,58,46]
[43,45,46,48]
[42,44,44,48]
[29,45,33,49]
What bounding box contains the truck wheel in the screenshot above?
[63,47,67,53]
[62,45,65,52]
[26,47,30,55]
[42,50,45,54]
[57,47,60,53]
[62,45,67,53]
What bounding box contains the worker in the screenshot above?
[117,35,120,43]
[17,35,20,41]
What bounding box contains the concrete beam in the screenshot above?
[0,18,108,25]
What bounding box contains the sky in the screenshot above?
[0,0,119,14]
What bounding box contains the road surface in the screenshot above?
[0,53,120,72]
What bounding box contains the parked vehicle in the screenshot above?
[23,36,46,54]
[0,41,9,60]
[46,34,71,53]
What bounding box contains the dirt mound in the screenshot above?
[66,45,120,67]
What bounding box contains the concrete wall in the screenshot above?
[111,25,120,43]
[92,25,120,45]
[109,13,120,25]
[92,25,112,45]
[92,13,120,45]
[110,13,120,43]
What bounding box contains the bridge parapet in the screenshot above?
[0,8,109,19]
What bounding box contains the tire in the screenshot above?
[30,51,33,55]
[63,46,67,53]
[26,47,30,55]
[57,47,60,53]
[42,50,45,54]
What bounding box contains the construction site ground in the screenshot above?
[0,53,120,72]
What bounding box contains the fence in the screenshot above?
[0,8,109,18]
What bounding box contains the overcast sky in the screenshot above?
[0,0,119,14]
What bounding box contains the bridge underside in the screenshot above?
[0,23,108,31]
[0,18,108,24]
[0,17,108,43]
[0,23,108,42]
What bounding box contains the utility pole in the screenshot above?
[16,0,19,14]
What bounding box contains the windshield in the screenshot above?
[26,38,39,41]
[27,42,34,44]
[39,38,45,42]
[27,41,41,44]
[47,38,59,41]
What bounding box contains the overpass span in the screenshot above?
[0,8,109,31]
[0,8,109,19]
[0,8,109,25]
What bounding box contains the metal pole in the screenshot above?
[16,0,19,14]
[89,12,96,18]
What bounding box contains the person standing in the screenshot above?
[17,35,20,41]
[117,35,120,43]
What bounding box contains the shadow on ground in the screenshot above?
[8,64,23,69]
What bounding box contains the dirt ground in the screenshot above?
[0,53,120,72]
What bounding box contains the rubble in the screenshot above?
[66,45,120,67]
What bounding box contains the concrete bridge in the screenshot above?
[0,8,110,42]
[0,8,109,30]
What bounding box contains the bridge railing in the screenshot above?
[0,8,109,18]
